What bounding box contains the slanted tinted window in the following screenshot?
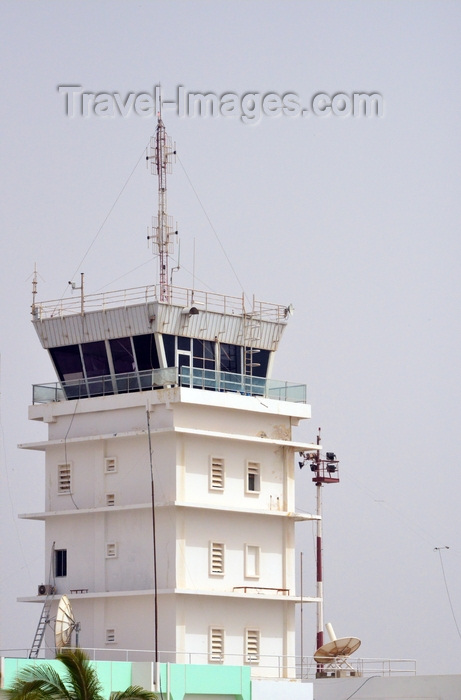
[110,337,135,374]
[249,349,270,378]
[133,334,159,371]
[162,334,175,367]
[220,344,241,374]
[55,549,67,577]
[82,341,110,377]
[50,345,83,382]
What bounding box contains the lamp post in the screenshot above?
[299,428,340,674]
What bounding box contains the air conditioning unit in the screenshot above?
[38,584,55,596]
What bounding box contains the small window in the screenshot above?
[209,627,224,663]
[55,549,67,577]
[209,542,225,576]
[58,463,71,494]
[106,493,115,507]
[246,461,261,493]
[106,543,118,558]
[245,628,260,664]
[209,457,224,490]
[104,457,117,474]
[245,544,260,579]
[106,628,116,644]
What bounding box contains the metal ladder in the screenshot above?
[29,592,55,658]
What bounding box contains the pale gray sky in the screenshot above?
[1,0,461,674]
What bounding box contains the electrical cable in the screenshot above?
[435,547,461,642]
[177,155,248,303]
[342,675,379,700]
[63,397,80,510]
[61,145,148,299]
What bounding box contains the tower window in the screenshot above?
[58,463,72,494]
[209,627,224,663]
[209,542,225,575]
[106,493,115,507]
[55,549,67,577]
[209,457,224,490]
[246,461,261,493]
[245,544,260,579]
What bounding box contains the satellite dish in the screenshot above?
[314,637,362,663]
[55,595,77,651]
[314,622,361,666]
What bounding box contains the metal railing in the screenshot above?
[32,284,289,323]
[33,367,307,405]
[3,646,416,680]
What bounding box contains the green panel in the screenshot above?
[2,659,252,700]
[94,661,133,695]
[160,663,251,700]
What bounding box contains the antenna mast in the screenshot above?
[147,95,177,302]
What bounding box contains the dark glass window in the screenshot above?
[193,340,215,370]
[50,345,83,382]
[82,341,110,378]
[220,344,241,374]
[55,549,67,577]
[162,334,175,368]
[133,334,160,371]
[247,349,270,378]
[177,336,191,351]
[110,337,135,374]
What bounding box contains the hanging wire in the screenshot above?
[435,546,461,642]
[177,154,248,303]
[61,145,148,299]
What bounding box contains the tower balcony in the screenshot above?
[32,366,307,405]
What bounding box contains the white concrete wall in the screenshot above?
[253,679,312,700]
[178,433,288,512]
[313,674,461,700]
[181,595,296,674]
[31,387,306,672]
[178,508,294,593]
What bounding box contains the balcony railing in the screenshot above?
[33,367,307,405]
[2,647,416,680]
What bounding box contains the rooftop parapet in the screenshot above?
[32,284,291,324]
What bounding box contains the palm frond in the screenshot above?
[6,663,72,700]
[109,686,158,700]
[55,649,103,700]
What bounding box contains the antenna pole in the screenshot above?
[147,92,177,302]
[31,264,38,317]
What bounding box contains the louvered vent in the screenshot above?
[210,542,224,575]
[245,628,260,663]
[58,464,71,493]
[210,457,224,490]
[209,627,224,663]
[104,457,117,473]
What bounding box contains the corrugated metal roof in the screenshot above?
[33,301,288,351]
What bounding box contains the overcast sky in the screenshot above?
[1,0,461,676]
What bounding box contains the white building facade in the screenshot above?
[20,286,319,677]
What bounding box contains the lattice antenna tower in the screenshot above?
[146,95,177,302]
